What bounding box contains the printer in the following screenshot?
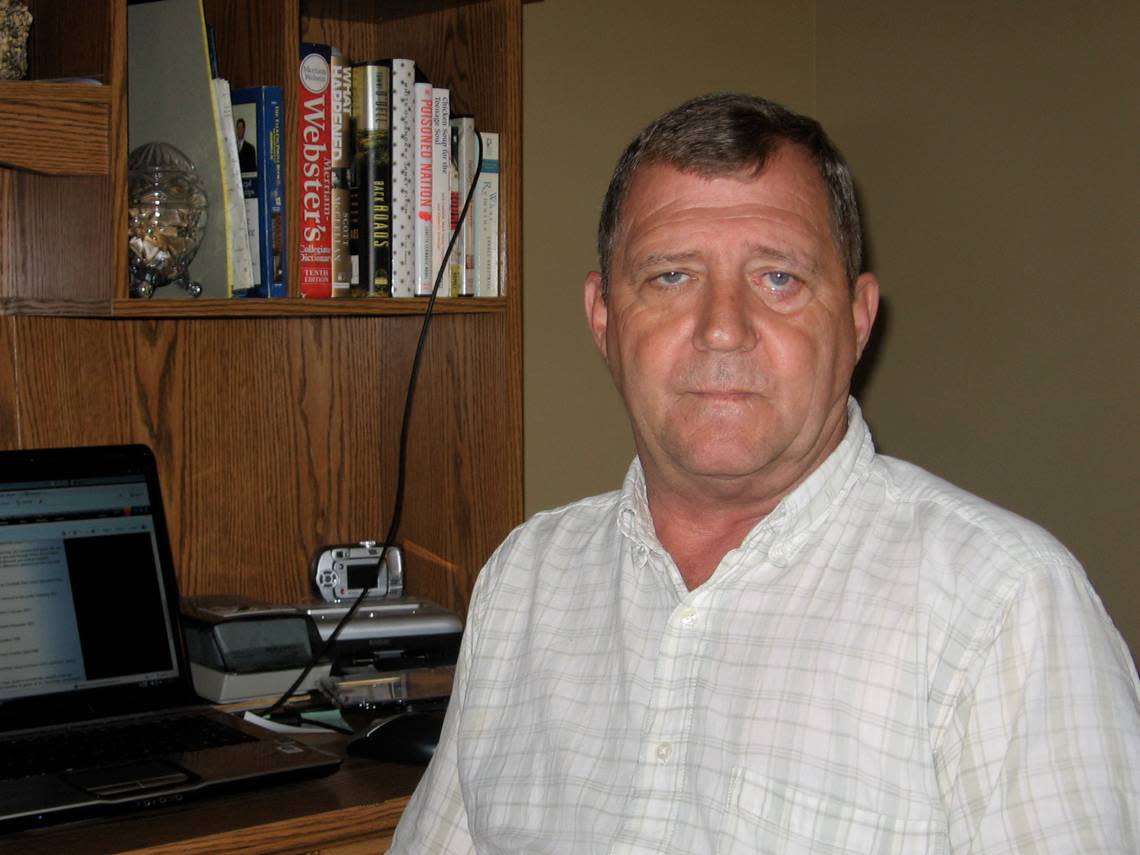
[184,544,463,691]
[304,596,462,675]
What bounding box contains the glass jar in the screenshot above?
[127,142,208,298]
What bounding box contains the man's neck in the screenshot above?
[642,409,851,590]
[650,497,774,590]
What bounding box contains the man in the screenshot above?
[391,94,1139,853]
[235,117,257,173]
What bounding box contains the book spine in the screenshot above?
[413,80,434,296]
[448,122,461,295]
[264,88,286,297]
[330,50,353,297]
[237,102,262,293]
[473,131,500,298]
[430,87,451,297]
[232,86,286,298]
[213,77,254,295]
[449,115,477,296]
[351,61,393,296]
[298,43,335,298]
[389,59,416,297]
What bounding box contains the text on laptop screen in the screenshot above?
[0,475,180,702]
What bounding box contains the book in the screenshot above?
[211,78,256,295]
[330,49,352,296]
[447,124,461,295]
[189,661,332,704]
[449,115,477,296]
[351,61,393,296]
[430,87,452,297]
[298,42,337,298]
[413,79,434,296]
[231,85,286,298]
[473,131,500,297]
[387,58,419,298]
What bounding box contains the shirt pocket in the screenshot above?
[716,767,945,855]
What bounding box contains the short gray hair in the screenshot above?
[597,93,864,295]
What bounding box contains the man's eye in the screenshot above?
[654,271,688,286]
[764,271,796,289]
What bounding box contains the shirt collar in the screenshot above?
[617,398,875,560]
[617,457,656,548]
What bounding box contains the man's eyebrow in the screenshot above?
[745,242,820,273]
[625,244,821,276]
[628,250,702,274]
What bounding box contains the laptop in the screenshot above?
[0,444,340,830]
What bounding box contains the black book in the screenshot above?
[350,61,393,296]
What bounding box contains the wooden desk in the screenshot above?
[0,734,423,854]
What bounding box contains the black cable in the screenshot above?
[257,130,487,719]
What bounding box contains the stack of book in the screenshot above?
[297,44,502,300]
[128,0,497,301]
[228,85,286,298]
[210,17,286,297]
[206,79,286,299]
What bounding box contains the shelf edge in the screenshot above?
[0,83,112,176]
[107,296,509,319]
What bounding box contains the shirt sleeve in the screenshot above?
[387,593,480,854]
[935,555,1140,853]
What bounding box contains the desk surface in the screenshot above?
[0,733,423,854]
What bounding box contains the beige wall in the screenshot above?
[522,1,1139,659]
[522,0,815,510]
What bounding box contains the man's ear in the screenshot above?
[851,272,880,362]
[584,271,609,360]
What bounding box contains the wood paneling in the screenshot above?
[3,311,521,616]
[0,173,116,313]
[0,85,111,175]
[0,317,19,447]
[0,1,125,310]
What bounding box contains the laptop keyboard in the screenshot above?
[0,712,257,782]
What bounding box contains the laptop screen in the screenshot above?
[0,470,180,703]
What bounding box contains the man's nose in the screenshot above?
[693,278,757,352]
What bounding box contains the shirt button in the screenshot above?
[678,607,698,627]
[655,742,673,762]
[770,542,790,563]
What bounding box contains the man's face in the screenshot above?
[584,146,878,505]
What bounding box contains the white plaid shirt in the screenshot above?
[391,401,1140,854]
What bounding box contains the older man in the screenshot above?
[391,93,1139,854]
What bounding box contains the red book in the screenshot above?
[297,43,337,298]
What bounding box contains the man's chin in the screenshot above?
[667,442,784,484]
[686,394,763,419]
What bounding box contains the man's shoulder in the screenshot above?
[467,487,628,625]
[507,488,626,559]
[868,453,1077,572]
[863,455,1120,680]
[481,488,625,574]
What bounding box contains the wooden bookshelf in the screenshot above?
[0,0,524,621]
